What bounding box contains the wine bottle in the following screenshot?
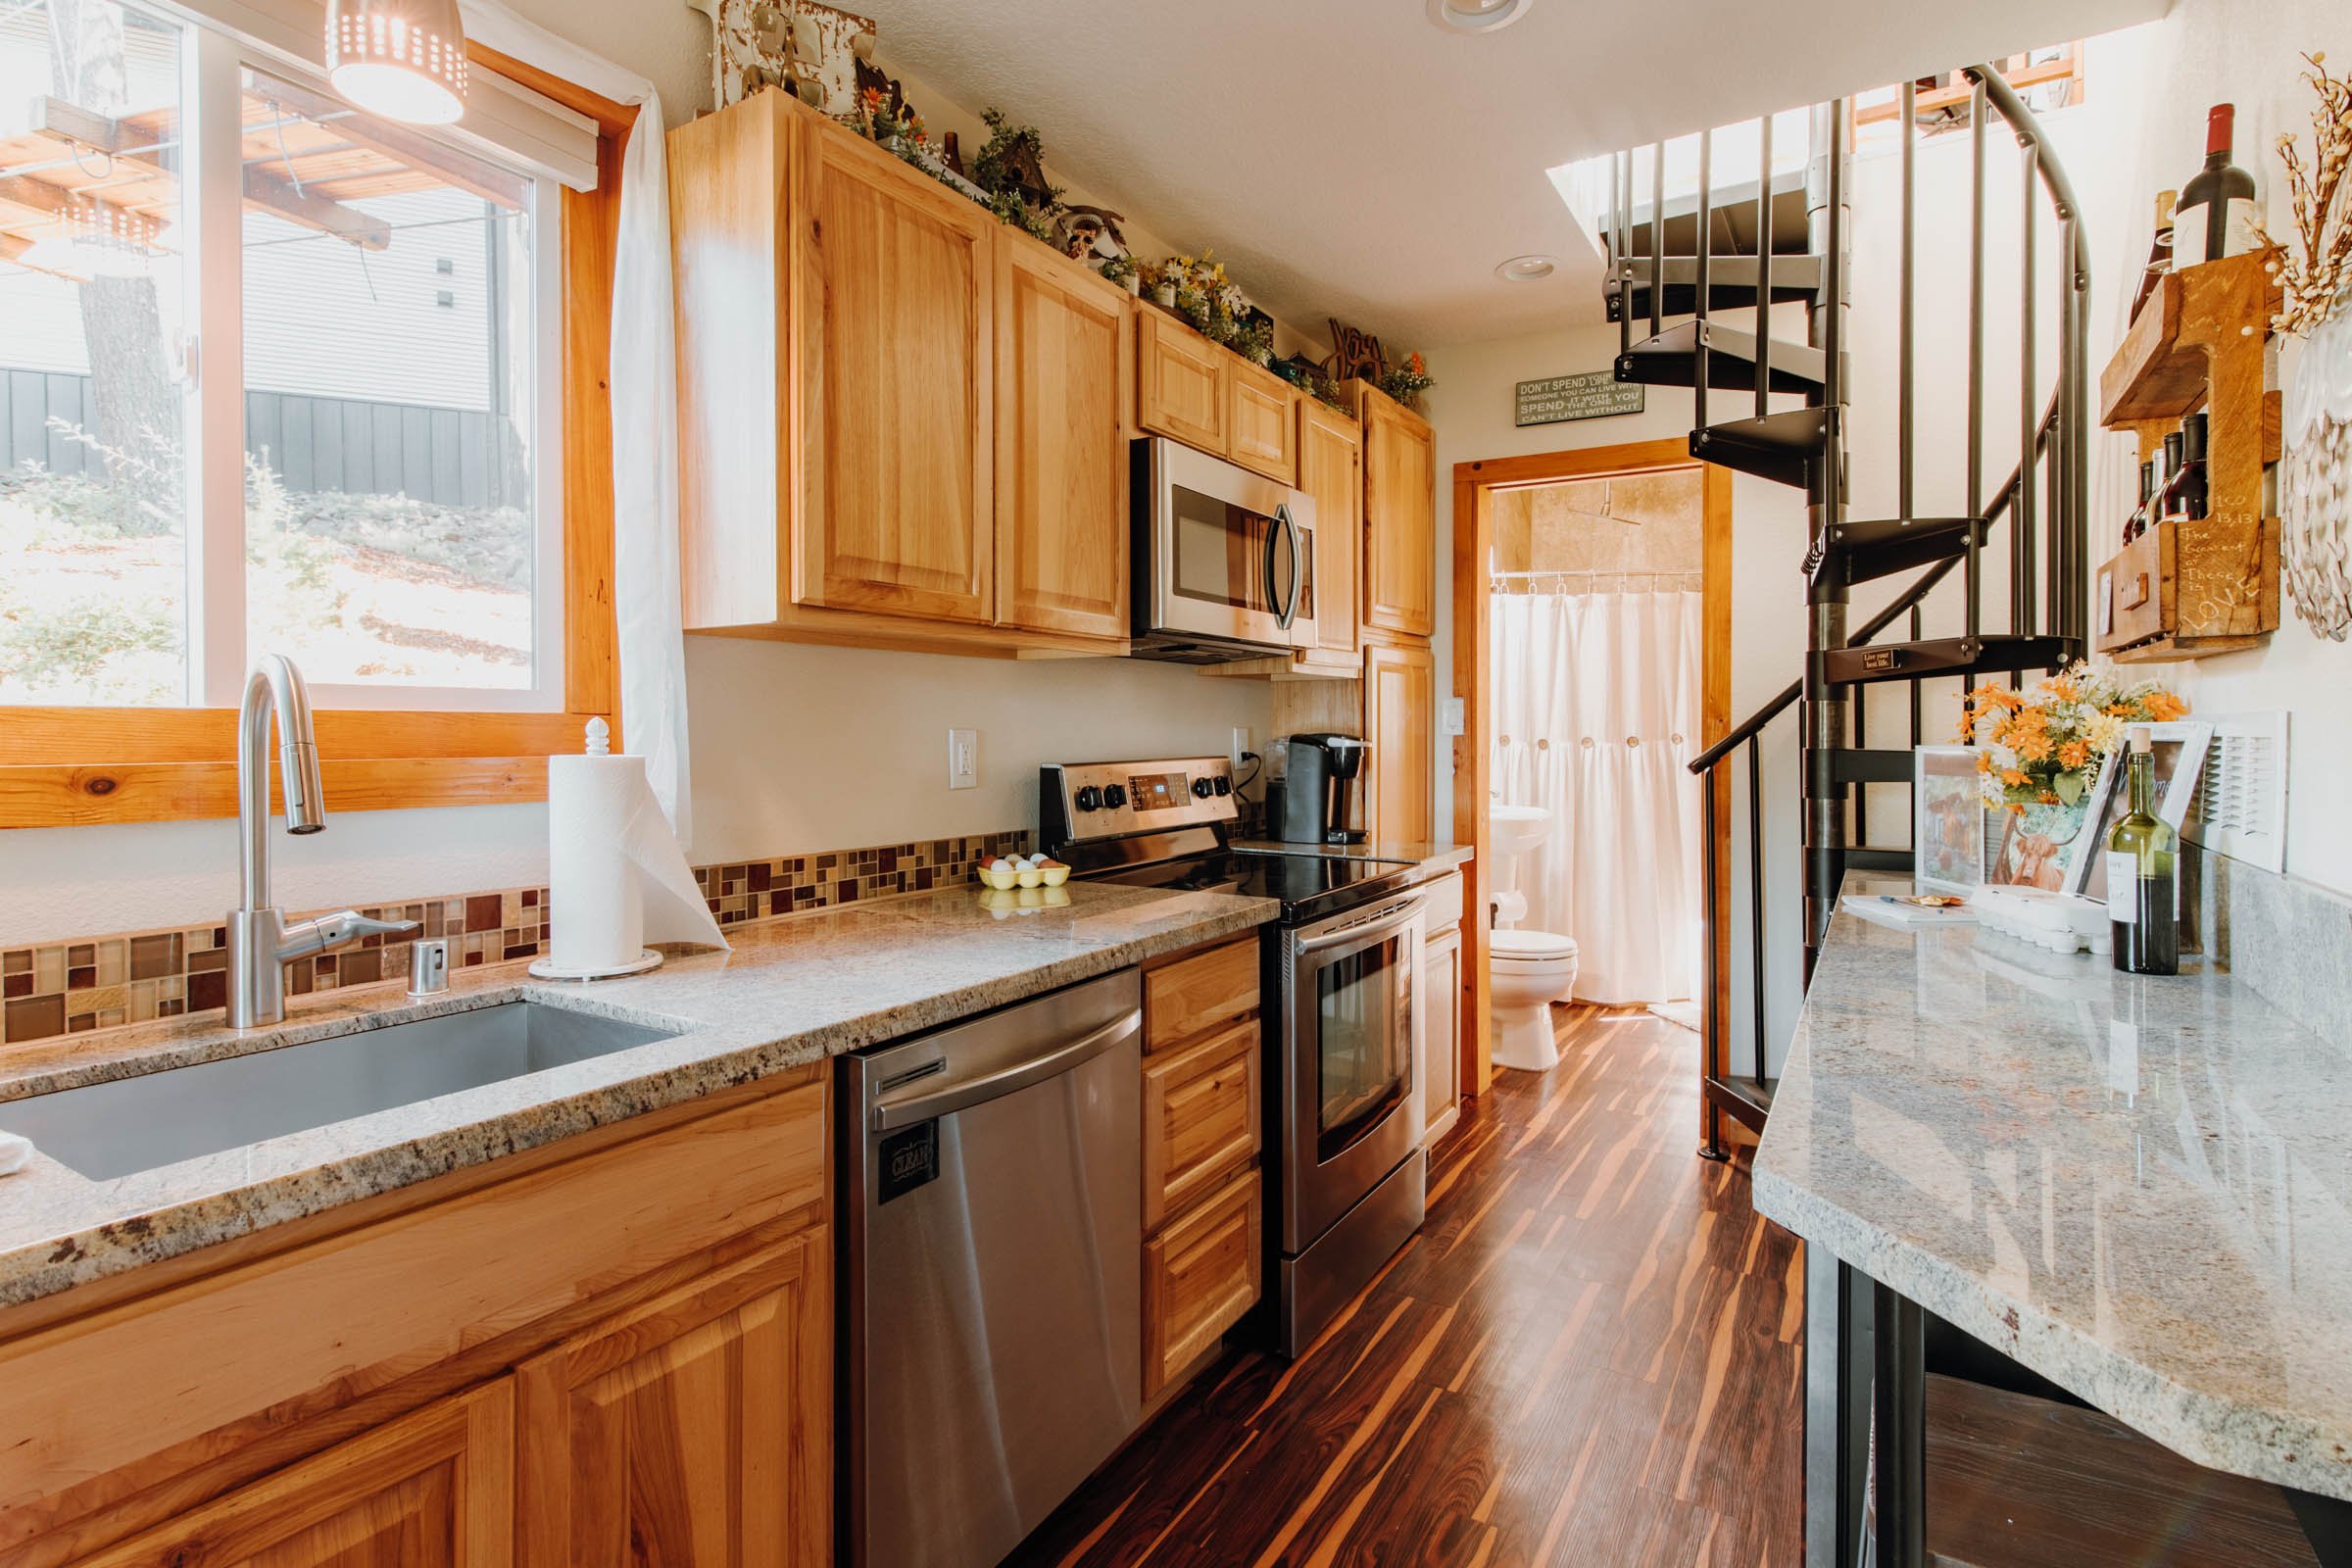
[2108,727,2180,975]
[2178,412,2209,520]
[2161,430,2186,521]
[2174,104,2258,265]
[2131,189,2177,321]
[2127,459,2155,545]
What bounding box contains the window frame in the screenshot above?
[0,37,628,828]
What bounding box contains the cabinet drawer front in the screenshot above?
[1143,1021,1261,1232]
[1143,1164,1261,1396]
[0,1082,826,1514]
[1226,363,1298,484]
[1421,870,1464,934]
[1136,313,1226,452]
[1144,937,1259,1052]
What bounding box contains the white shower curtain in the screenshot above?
[1492,589,1704,1004]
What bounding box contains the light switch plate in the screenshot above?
[947,728,978,790]
[1440,698,1466,737]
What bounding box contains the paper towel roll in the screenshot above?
[546,727,727,976]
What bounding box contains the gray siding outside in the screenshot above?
[2,368,514,511]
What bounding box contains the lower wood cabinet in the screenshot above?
[71,1382,514,1568]
[1420,872,1464,1147]
[515,1231,830,1568]
[1143,1161,1262,1397]
[1143,1018,1259,1232]
[1363,639,1436,843]
[1142,936,1259,1051]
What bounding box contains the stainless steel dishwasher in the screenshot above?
[840,969,1144,1568]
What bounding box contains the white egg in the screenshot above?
[990,858,1014,873]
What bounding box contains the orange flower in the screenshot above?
[2143,691,2187,721]
[2059,741,2089,770]
[2036,790,2060,806]
[1977,753,1994,773]
[2000,768,2031,788]
[2013,731,2052,762]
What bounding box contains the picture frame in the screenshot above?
[1913,745,1986,896]
[2067,721,2216,901]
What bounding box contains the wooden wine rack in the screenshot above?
[2093,248,2282,662]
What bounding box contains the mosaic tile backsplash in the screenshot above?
[0,830,1031,1048]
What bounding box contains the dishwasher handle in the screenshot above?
[870,1007,1143,1131]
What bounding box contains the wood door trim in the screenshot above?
[1448,441,1734,1102]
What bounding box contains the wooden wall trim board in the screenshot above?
[1449,442,1735,1105]
[0,87,631,830]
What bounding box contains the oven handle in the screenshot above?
[870,1007,1142,1131]
[1271,503,1303,630]
[1292,896,1423,956]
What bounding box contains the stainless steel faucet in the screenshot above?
[225,656,419,1028]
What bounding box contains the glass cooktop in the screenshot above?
[1087,848,1420,923]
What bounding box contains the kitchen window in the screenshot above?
[0,0,627,825]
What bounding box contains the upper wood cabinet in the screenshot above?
[516,1232,831,1568]
[1135,309,1228,453]
[1357,384,1437,640]
[671,90,1123,656]
[1363,638,1436,843]
[1295,399,1362,671]
[994,239,1132,640]
[793,119,995,622]
[1226,358,1300,485]
[70,1383,514,1568]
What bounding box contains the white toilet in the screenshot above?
[1488,805,1580,1072]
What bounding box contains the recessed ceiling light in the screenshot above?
[1427,0,1535,35]
[1495,254,1558,282]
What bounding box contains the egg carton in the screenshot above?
[1971,886,2111,955]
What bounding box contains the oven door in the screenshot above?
[1278,895,1425,1252]
[1142,437,1308,651]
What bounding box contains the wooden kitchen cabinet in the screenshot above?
[1294,399,1363,673]
[1363,638,1436,843]
[994,237,1132,639]
[1143,1019,1260,1232]
[68,1383,514,1568]
[1143,1161,1262,1397]
[1143,935,1259,1051]
[1356,383,1437,640]
[516,1232,830,1568]
[1135,309,1229,453]
[670,89,1122,657]
[1226,357,1300,485]
[1419,871,1463,1147]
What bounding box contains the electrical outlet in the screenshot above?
[1231,726,1252,771]
[947,728,978,790]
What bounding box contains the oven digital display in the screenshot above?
[1126,772,1189,811]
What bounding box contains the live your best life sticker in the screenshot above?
[1514,371,1644,427]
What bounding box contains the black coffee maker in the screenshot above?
[1273,733,1369,845]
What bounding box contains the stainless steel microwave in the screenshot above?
[1130,436,1318,662]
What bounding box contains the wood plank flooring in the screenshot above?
[1004,1004,1805,1568]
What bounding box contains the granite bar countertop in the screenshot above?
[0,882,1275,1310]
[1753,896,2352,1501]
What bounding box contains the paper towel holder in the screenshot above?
[528,948,663,982]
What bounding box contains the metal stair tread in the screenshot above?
[1607,253,1827,320]
[1819,634,2073,687]
[1688,408,1831,487]
[1811,515,1992,586]
[1616,320,1827,393]
[1826,748,1918,785]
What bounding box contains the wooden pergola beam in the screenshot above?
[241,75,524,209]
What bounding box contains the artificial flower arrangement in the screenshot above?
[1380,352,1436,408]
[1958,661,2187,811]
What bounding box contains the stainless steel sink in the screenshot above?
[0,1002,679,1182]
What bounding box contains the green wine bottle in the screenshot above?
[2108,726,2179,974]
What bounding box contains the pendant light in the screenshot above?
[325,0,468,124]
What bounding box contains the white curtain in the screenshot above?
[1492,589,1704,1004]
[460,3,697,844]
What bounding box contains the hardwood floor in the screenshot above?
[1004,1004,1805,1568]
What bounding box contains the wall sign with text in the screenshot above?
[1514,372,1644,426]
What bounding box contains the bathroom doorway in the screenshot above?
[1449,442,1732,1081]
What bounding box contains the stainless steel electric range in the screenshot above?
[1042,755,1431,1354]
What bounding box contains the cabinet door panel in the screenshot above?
[1143,1163,1261,1396]
[517,1233,830,1568]
[798,129,993,620]
[1135,312,1226,452]
[1226,360,1298,484]
[1364,641,1435,844]
[71,1384,513,1568]
[1143,1020,1260,1232]
[1423,925,1462,1143]
[996,240,1130,638]
[1298,401,1361,661]
[1362,394,1436,638]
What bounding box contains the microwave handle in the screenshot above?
[1272,503,1303,630]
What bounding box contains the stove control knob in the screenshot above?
[1191,776,1215,799]
[1074,785,1102,811]
[1211,776,1232,797]
[1102,784,1128,808]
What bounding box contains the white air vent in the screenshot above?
[2185,711,2288,874]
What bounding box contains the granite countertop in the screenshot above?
[1753,898,2352,1501]
[0,882,1275,1310]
